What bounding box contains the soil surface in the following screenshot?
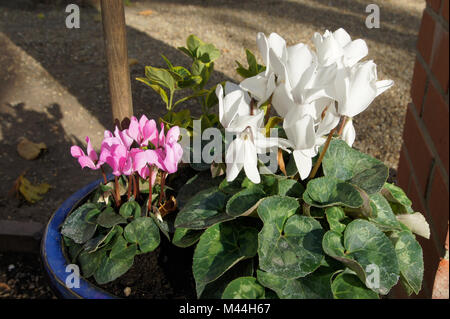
[0,252,56,299]
[94,236,196,299]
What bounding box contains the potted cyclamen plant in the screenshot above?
[42,29,430,299]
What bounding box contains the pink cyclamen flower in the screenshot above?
[100,142,133,176]
[70,137,102,170]
[155,124,183,174]
[103,126,134,150]
[131,148,158,184]
[127,115,158,148]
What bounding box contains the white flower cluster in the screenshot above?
[217,28,394,184]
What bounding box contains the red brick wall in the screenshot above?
[393,0,449,298]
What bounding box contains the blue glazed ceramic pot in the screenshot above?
[41,177,117,299]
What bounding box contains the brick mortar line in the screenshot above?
[426,4,449,32]
[404,143,446,257]
[415,49,450,110]
[407,101,450,189]
[425,158,437,203]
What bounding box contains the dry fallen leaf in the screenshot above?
[278,149,287,176]
[0,282,11,293]
[159,195,177,217]
[128,58,139,66]
[17,138,47,160]
[138,10,154,16]
[211,161,226,178]
[10,174,51,204]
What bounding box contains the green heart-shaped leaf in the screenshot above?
[94,254,134,285]
[61,203,98,244]
[325,207,351,234]
[124,217,160,253]
[78,248,106,278]
[392,231,424,295]
[193,220,258,296]
[257,196,324,279]
[172,228,203,248]
[110,235,138,260]
[322,139,388,194]
[277,178,305,198]
[176,171,222,210]
[119,200,141,219]
[83,225,120,253]
[331,273,379,299]
[257,268,334,299]
[368,193,402,231]
[96,208,127,228]
[199,259,254,299]
[222,277,265,299]
[381,183,413,215]
[226,186,266,217]
[175,187,233,229]
[303,176,363,208]
[322,220,400,295]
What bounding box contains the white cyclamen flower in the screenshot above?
[241,32,317,117]
[219,82,290,184]
[313,28,368,67]
[240,72,276,107]
[334,60,394,118]
[341,118,356,147]
[216,82,251,129]
[283,102,339,180]
[396,213,431,239]
[225,112,287,184]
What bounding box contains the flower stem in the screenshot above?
[132,174,137,199]
[264,96,273,124]
[127,175,132,200]
[337,116,348,136]
[100,166,107,184]
[250,98,255,116]
[158,172,167,207]
[114,176,121,207]
[308,127,336,179]
[147,173,152,216]
[135,173,140,199]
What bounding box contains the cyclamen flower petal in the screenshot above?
[335,60,394,118]
[271,82,296,118]
[286,43,314,90]
[342,118,356,147]
[70,137,101,170]
[104,143,133,176]
[293,149,313,180]
[127,115,158,147]
[131,149,159,179]
[240,72,276,107]
[216,83,251,128]
[313,28,368,68]
[70,145,84,158]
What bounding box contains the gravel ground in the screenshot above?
[0,252,56,299]
[123,0,425,168]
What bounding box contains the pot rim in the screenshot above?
[41,176,118,299]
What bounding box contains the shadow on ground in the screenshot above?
[0,0,231,223]
[148,0,421,50]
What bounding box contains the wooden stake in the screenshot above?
[100,0,133,125]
